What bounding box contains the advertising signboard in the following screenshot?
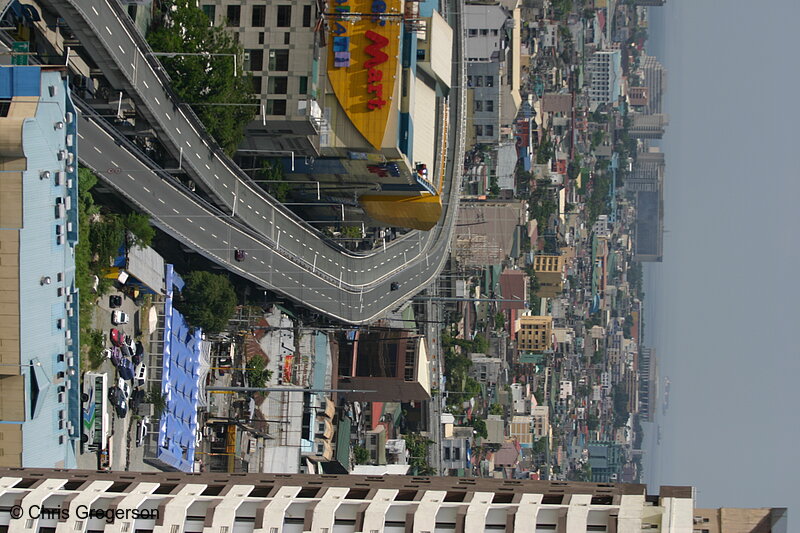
[327,0,402,149]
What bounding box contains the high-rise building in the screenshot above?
[587,49,623,108]
[639,54,667,114]
[517,315,553,351]
[337,329,431,402]
[0,66,80,468]
[0,468,701,533]
[633,0,666,6]
[629,113,669,140]
[693,507,788,533]
[533,254,566,298]
[638,346,657,422]
[627,151,665,193]
[628,86,649,108]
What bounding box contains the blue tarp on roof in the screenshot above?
[157,264,202,472]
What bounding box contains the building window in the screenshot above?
[468,29,477,36]
[265,99,287,115]
[284,32,291,45]
[475,125,483,137]
[303,5,312,27]
[268,77,288,94]
[201,4,215,22]
[486,100,494,112]
[269,49,289,71]
[475,76,483,87]
[485,76,494,87]
[226,5,241,26]
[475,100,482,112]
[480,29,488,35]
[299,76,308,94]
[246,49,264,71]
[491,29,498,35]
[276,5,292,27]
[417,48,426,61]
[443,447,451,460]
[251,5,266,26]
[453,448,461,460]
[486,125,494,137]
[252,76,263,93]
[258,32,265,44]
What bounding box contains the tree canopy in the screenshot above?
[178,271,237,333]
[147,0,257,154]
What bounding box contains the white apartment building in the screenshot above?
[0,469,697,533]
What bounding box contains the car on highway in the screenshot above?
[109,295,122,308]
[390,282,400,291]
[108,386,128,418]
[112,310,129,325]
[234,249,247,262]
[136,416,150,447]
[109,328,123,347]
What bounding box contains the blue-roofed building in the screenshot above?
[0,66,80,468]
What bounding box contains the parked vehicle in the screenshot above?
[109,328,123,347]
[129,389,145,413]
[133,363,147,387]
[117,378,132,402]
[109,295,122,308]
[108,386,128,418]
[234,249,247,262]
[136,416,150,447]
[112,310,129,325]
[107,347,123,367]
[117,358,135,381]
[120,344,133,360]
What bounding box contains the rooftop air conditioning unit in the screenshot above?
[54,121,65,130]
[40,171,51,180]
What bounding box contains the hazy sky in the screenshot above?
[642,0,800,523]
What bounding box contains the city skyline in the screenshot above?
[645,0,800,524]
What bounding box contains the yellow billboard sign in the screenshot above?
[327,0,402,149]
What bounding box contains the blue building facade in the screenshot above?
[0,66,80,467]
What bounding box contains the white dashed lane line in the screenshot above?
[93,146,102,153]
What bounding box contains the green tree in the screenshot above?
[124,213,156,248]
[493,312,505,330]
[353,446,370,465]
[587,414,599,431]
[147,0,257,154]
[177,271,237,333]
[258,160,291,201]
[246,354,273,388]
[472,418,488,439]
[342,226,363,239]
[489,403,504,416]
[404,433,436,475]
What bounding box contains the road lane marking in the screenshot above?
[222,182,228,188]
[222,240,228,245]
[198,225,205,231]
[211,234,218,239]
[185,218,193,223]
[175,127,182,135]
[91,6,98,15]
[110,161,118,167]
[126,174,135,181]
[105,26,112,35]
[154,97,160,105]
[142,79,149,89]
[172,208,179,214]
[118,45,125,54]
[143,186,150,193]
[78,133,84,140]
[158,198,165,204]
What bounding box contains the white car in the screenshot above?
[133,362,147,387]
[111,310,129,325]
[136,416,150,447]
[117,378,132,401]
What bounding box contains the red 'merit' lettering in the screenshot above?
[367,68,383,83]
[364,30,389,68]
